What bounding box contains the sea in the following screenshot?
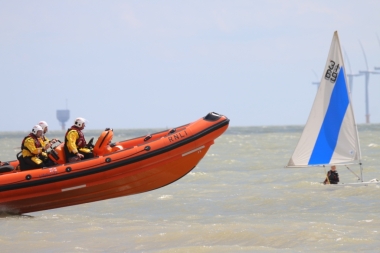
[1,125,380,253]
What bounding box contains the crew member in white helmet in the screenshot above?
[38,120,58,149]
[64,117,94,162]
[19,125,48,170]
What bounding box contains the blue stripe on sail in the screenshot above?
[308,67,349,165]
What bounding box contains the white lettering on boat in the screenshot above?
[167,130,188,142]
[182,146,205,157]
[39,167,58,178]
[61,184,86,192]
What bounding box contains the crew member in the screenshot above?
[38,120,57,148]
[20,125,48,170]
[323,165,340,184]
[64,117,94,162]
[38,120,58,166]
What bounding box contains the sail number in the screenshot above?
[325,60,339,83]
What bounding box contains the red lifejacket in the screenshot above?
[65,126,87,148]
[21,133,42,152]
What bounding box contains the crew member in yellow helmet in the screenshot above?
[64,117,94,162]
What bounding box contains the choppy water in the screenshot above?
[1,125,380,253]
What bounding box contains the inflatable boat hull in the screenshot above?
[0,112,229,214]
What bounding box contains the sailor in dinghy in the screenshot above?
[323,165,339,184]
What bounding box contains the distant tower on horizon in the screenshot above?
[56,100,70,130]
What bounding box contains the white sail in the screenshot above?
[287,31,361,167]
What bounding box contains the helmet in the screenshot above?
[74,117,86,128]
[38,121,48,130]
[31,125,43,135]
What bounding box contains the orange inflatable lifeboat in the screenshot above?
[0,112,229,214]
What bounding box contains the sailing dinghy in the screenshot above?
[286,31,379,186]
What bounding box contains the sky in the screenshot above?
[1,1,380,132]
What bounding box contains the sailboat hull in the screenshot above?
[336,179,380,186]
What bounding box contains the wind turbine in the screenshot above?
[375,34,380,71]
[358,40,380,123]
[343,49,362,94]
[311,69,320,88]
